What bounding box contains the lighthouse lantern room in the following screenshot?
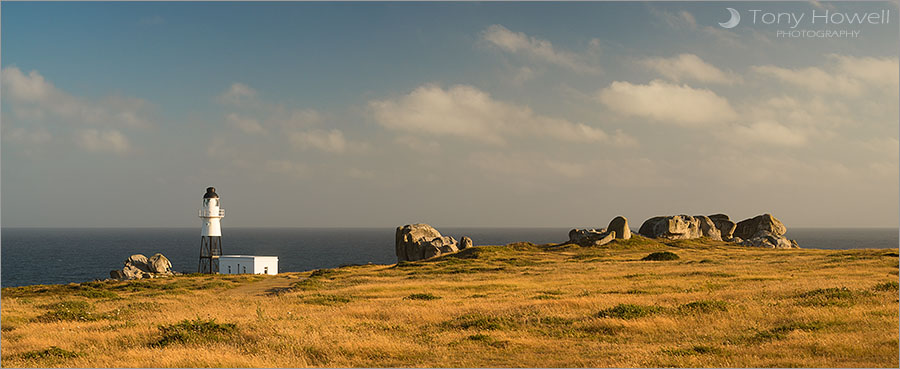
[198,187,225,273]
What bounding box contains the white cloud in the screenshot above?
[225,113,265,134]
[481,25,601,74]
[289,129,366,154]
[732,120,809,147]
[641,54,741,85]
[752,55,899,97]
[597,79,738,126]
[75,129,131,154]
[217,82,259,106]
[370,84,614,145]
[2,126,52,145]
[1,66,152,127]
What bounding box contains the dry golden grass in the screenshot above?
[1,236,898,367]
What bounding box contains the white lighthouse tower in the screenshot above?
[198,187,225,273]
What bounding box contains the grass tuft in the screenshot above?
[443,313,516,330]
[405,293,441,300]
[873,281,899,292]
[20,346,80,360]
[35,301,102,322]
[303,294,352,306]
[642,251,680,261]
[797,287,860,307]
[152,318,237,347]
[597,304,662,319]
[663,345,722,356]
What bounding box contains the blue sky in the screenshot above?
[2,1,898,228]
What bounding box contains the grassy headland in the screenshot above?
[1,236,898,367]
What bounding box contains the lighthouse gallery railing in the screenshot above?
[199,209,225,217]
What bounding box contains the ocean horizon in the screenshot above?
[2,227,898,288]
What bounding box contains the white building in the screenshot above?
[219,255,278,275]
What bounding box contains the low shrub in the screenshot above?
[152,318,237,347]
[642,251,679,261]
[404,293,441,300]
[79,289,120,299]
[467,333,508,348]
[873,281,899,292]
[303,294,352,306]
[443,313,516,330]
[597,304,662,319]
[35,301,101,322]
[21,346,80,360]
[663,345,722,356]
[797,287,859,307]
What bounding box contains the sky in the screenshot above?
[1,1,898,228]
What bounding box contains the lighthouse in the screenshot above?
[198,187,225,273]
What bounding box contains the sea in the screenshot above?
[1,227,897,288]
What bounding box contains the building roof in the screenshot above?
[203,187,219,198]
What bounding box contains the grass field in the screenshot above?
[1,236,898,367]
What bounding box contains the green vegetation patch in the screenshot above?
[642,251,680,261]
[303,294,353,306]
[597,304,662,319]
[466,333,509,348]
[743,321,829,343]
[79,288,120,299]
[873,281,899,292]
[35,300,103,322]
[20,346,80,360]
[797,287,863,307]
[663,345,722,356]
[443,313,517,330]
[404,293,441,300]
[152,318,237,347]
[677,300,728,314]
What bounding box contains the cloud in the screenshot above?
[597,79,738,126]
[289,129,368,154]
[731,121,809,147]
[2,126,52,145]
[651,9,744,47]
[217,82,259,106]
[225,113,265,134]
[1,66,152,127]
[481,25,601,74]
[75,129,131,154]
[394,135,441,154]
[640,54,742,85]
[370,84,616,145]
[264,160,308,178]
[752,55,899,97]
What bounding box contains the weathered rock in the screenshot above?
[709,214,737,241]
[732,214,798,249]
[395,224,460,262]
[734,214,787,239]
[741,231,797,249]
[568,228,616,246]
[459,236,473,250]
[147,253,172,273]
[695,215,722,241]
[126,254,151,273]
[112,252,176,280]
[638,215,702,240]
[731,236,743,244]
[607,216,632,240]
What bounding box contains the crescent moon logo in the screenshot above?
[718,8,741,29]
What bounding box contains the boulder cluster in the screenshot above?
[568,216,632,246]
[395,224,473,262]
[109,253,177,280]
[638,213,797,249]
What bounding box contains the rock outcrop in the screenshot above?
[568,228,616,246]
[459,236,473,250]
[607,216,632,240]
[709,214,737,241]
[111,253,177,280]
[396,224,468,262]
[637,213,799,249]
[638,215,703,240]
[734,214,798,249]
